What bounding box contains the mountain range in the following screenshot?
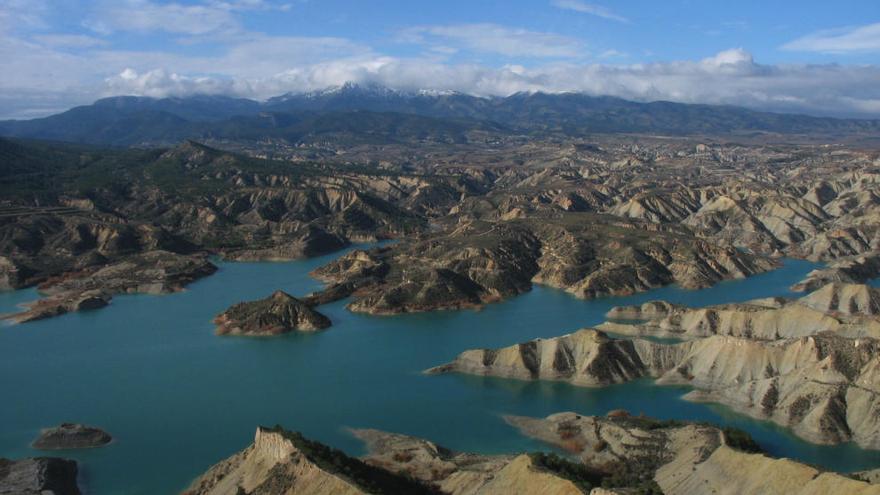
[1,82,879,147]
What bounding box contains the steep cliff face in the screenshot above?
[426,329,649,386]
[506,412,880,495]
[214,291,331,336]
[798,282,880,316]
[653,334,880,448]
[431,330,880,448]
[601,283,880,341]
[183,427,433,495]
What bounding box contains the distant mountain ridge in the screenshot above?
[1,82,879,146]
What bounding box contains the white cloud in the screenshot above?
[206,0,294,11]
[2,21,880,121]
[782,22,880,54]
[400,23,587,58]
[0,0,50,33]
[551,0,628,23]
[34,34,109,49]
[83,0,295,36]
[105,68,243,97]
[94,48,880,119]
[702,47,753,67]
[85,0,242,35]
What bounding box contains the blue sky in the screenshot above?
[1,0,879,118]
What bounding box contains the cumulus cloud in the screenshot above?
[105,68,244,97]
[782,22,880,53]
[551,0,628,23]
[2,13,880,120]
[91,48,880,119]
[400,23,587,58]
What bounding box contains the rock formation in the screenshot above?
[32,423,112,450]
[600,283,880,341]
[353,429,588,495]
[186,425,648,495]
[310,213,773,315]
[183,419,880,495]
[430,328,880,448]
[793,252,880,292]
[3,251,217,323]
[214,290,331,336]
[0,457,80,495]
[183,427,438,495]
[426,329,649,386]
[506,412,880,495]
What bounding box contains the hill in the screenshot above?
[1,83,878,146]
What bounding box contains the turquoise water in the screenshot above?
[2,253,879,494]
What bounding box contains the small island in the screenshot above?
[32,423,112,450]
[214,290,332,336]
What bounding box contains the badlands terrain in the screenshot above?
[2,95,880,493]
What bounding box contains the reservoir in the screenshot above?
[1,249,878,494]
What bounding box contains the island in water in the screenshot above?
[1,53,880,494]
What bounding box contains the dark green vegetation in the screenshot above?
[265,427,439,495]
[721,427,765,454]
[0,138,427,292]
[2,83,879,146]
[0,137,315,200]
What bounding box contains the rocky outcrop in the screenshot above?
[798,282,880,316]
[531,216,773,298]
[310,214,773,315]
[507,412,880,495]
[0,207,191,290]
[3,251,217,323]
[0,457,80,495]
[187,424,693,495]
[431,330,880,448]
[220,225,348,262]
[214,290,331,336]
[426,329,649,386]
[183,427,437,495]
[311,222,542,315]
[352,429,587,495]
[793,252,880,292]
[32,423,112,450]
[600,283,880,340]
[0,256,26,291]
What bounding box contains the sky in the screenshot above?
[1,0,880,119]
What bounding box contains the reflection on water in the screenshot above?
[1,254,879,494]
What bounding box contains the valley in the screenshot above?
[1,88,880,494]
